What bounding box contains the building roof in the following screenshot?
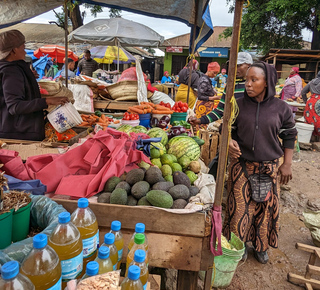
[161,26,232,48]
[261,48,320,63]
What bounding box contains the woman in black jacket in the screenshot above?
[0,30,68,141]
[224,62,297,264]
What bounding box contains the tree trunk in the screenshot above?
[311,14,320,50]
[68,5,83,31]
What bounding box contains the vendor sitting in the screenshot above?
[161,71,171,84]
[0,30,68,141]
[60,58,76,79]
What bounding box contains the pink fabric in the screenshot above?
[0,129,151,198]
[292,67,299,74]
[210,205,223,256]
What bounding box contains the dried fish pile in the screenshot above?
[0,190,31,214]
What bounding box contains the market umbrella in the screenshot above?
[33,45,78,63]
[89,45,136,64]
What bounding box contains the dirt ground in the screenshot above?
[225,149,320,290]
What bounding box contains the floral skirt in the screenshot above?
[304,93,320,136]
[194,99,218,130]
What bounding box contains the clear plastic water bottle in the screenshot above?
[101,233,118,271]
[125,249,149,290]
[109,220,124,270]
[128,223,148,254]
[81,261,99,281]
[71,198,99,268]
[94,246,113,274]
[121,265,143,290]
[21,233,62,289]
[293,139,301,162]
[0,261,35,290]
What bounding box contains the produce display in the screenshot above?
[159,101,188,113]
[98,167,200,209]
[79,113,119,130]
[122,112,139,120]
[128,102,173,115]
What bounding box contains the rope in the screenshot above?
[210,262,216,288]
[244,0,250,8]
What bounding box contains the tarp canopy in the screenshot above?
[0,0,207,29]
[68,18,164,47]
[88,45,136,64]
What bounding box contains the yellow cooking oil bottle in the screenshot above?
[94,246,113,274]
[101,233,118,270]
[0,261,35,290]
[48,212,83,289]
[126,234,149,268]
[125,249,149,290]
[80,261,99,281]
[121,265,143,290]
[21,233,61,290]
[109,220,124,269]
[71,198,99,269]
[128,223,148,254]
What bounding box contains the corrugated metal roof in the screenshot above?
[161,26,232,48]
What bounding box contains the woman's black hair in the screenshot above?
[249,62,267,79]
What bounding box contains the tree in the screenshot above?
[146,48,156,56]
[54,1,121,31]
[222,0,320,53]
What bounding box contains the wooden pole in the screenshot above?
[213,0,244,207]
[64,1,68,88]
[186,0,199,105]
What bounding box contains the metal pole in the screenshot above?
[117,39,120,72]
[213,0,244,207]
[186,0,199,105]
[64,1,68,88]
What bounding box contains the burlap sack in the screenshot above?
[38,81,74,112]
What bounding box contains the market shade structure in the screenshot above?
[33,45,78,63]
[89,45,136,64]
[68,18,164,47]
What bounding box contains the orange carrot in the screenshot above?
[152,110,173,114]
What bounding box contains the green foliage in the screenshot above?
[222,0,320,52]
[109,8,122,18]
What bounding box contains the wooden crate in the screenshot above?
[94,100,139,111]
[53,199,213,290]
[198,130,219,166]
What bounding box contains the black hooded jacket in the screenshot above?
[232,61,297,162]
[0,60,48,141]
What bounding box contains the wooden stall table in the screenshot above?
[163,83,175,100]
[53,199,214,290]
[94,100,139,112]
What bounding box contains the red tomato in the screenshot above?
[182,105,188,112]
[123,115,130,120]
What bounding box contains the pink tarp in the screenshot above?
[0,129,150,198]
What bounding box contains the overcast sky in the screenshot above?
[24,0,312,56]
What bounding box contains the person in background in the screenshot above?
[0,30,68,141]
[194,62,221,129]
[161,71,171,83]
[61,58,76,79]
[170,73,176,83]
[224,61,297,264]
[189,52,252,125]
[215,68,228,89]
[301,71,320,136]
[78,49,99,77]
[145,70,151,81]
[281,66,303,116]
[175,59,201,108]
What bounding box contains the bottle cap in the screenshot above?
[134,249,146,263]
[128,265,141,280]
[58,212,70,224]
[98,246,110,259]
[135,223,145,233]
[78,198,89,208]
[33,233,47,249]
[86,261,99,276]
[1,261,19,280]
[111,220,121,231]
[104,233,115,245]
[134,233,145,245]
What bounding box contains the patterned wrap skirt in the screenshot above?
[304,93,320,136]
[223,158,280,252]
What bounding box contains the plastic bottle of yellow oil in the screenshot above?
[21,233,62,289]
[48,212,83,289]
[121,265,143,290]
[109,220,124,270]
[71,198,99,269]
[80,261,99,281]
[0,261,35,290]
[126,234,149,268]
[101,233,118,271]
[94,246,113,274]
[125,249,149,290]
[128,223,148,254]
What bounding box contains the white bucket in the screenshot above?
[47,103,82,133]
[296,122,314,143]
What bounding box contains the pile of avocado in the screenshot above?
[97,167,200,209]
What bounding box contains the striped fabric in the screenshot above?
[200,79,246,124]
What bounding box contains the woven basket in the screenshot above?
[106,81,150,101]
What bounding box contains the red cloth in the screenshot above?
[210,205,223,256]
[207,62,220,73]
[304,93,320,136]
[0,129,150,198]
